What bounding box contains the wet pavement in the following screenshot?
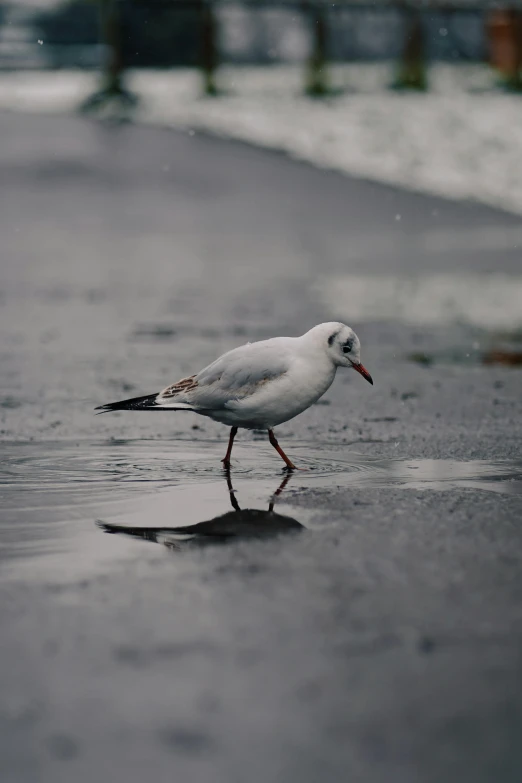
[1,110,522,783]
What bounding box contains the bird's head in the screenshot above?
[311,322,373,385]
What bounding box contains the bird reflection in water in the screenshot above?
[97,470,303,549]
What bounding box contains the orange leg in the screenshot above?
[268,429,296,471]
[222,426,238,469]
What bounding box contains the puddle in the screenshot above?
[1,440,521,583]
[98,472,304,550]
[2,439,522,513]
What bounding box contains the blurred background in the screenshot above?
[1,0,522,442]
[2,0,522,215]
[1,1,521,81]
[0,0,520,75]
[1,0,521,445]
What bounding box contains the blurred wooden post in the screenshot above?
[304,2,330,97]
[100,0,124,94]
[487,9,522,91]
[395,8,427,90]
[81,0,137,113]
[201,0,219,96]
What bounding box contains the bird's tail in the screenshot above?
[95,393,194,414]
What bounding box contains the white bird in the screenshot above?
[95,322,373,470]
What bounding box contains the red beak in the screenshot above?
[352,362,373,385]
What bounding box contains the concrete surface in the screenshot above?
[1,110,522,783]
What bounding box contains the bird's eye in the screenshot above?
[342,343,352,354]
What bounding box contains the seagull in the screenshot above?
[95,322,373,470]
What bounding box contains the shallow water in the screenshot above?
[2,440,521,585]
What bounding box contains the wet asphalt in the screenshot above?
[1,110,522,783]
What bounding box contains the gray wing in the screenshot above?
[158,338,293,411]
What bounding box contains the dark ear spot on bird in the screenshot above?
[328,331,338,347]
